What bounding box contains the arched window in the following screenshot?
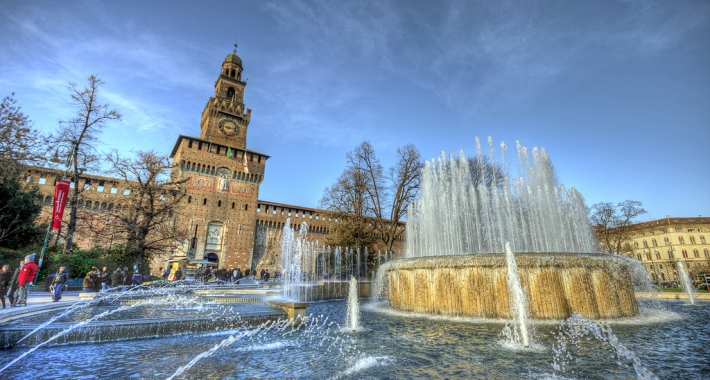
[678,236,685,244]
[651,273,656,281]
[634,241,639,248]
[646,252,651,261]
[643,240,648,248]
[700,235,706,244]
[652,238,658,247]
[664,237,670,245]
[226,87,235,100]
[682,249,688,258]
[661,273,665,281]
[689,236,696,244]
[230,69,235,78]
[693,249,699,258]
[668,250,674,259]
[705,249,709,258]
[636,254,642,261]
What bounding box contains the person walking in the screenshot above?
[51,267,69,302]
[7,259,24,306]
[15,253,38,307]
[0,264,12,308]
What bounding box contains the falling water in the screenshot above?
[677,261,696,305]
[504,242,530,348]
[552,313,658,380]
[280,219,319,301]
[346,276,360,332]
[406,137,596,257]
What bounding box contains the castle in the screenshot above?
[27,48,405,276]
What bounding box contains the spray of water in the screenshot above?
[346,276,360,332]
[407,137,596,258]
[677,261,696,305]
[504,242,530,348]
[552,313,657,380]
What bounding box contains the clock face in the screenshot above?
[219,119,239,136]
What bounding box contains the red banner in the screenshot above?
[51,180,71,231]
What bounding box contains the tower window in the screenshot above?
[226,87,235,101]
[188,196,192,203]
[203,198,207,205]
[218,200,222,207]
[230,69,235,78]
[232,202,235,209]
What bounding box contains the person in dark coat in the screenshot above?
[100,266,110,291]
[6,260,24,306]
[51,267,69,302]
[111,268,123,289]
[0,264,13,308]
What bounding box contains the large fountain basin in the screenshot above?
[385,253,638,320]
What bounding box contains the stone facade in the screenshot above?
[27,49,405,275]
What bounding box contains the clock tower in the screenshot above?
[200,44,251,148]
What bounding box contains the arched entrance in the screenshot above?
[205,253,219,265]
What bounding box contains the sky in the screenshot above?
[1,0,708,221]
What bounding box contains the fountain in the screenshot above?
[0,138,706,378]
[677,261,696,305]
[346,276,360,332]
[380,138,640,320]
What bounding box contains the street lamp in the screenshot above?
[648,250,662,289]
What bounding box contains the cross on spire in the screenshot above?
[233,36,238,54]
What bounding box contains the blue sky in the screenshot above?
[1,0,708,220]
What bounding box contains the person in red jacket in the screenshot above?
[14,253,38,307]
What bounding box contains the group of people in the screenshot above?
[0,253,39,308]
[82,266,143,292]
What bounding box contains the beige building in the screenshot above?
[623,216,710,284]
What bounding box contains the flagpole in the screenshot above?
[35,141,77,284]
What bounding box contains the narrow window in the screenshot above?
[690,236,696,244]
[203,198,207,205]
[188,196,192,203]
[655,251,660,260]
[245,204,248,211]
[652,238,657,247]
[693,249,699,258]
[218,200,222,207]
[682,249,688,258]
[232,202,235,209]
[678,236,685,244]
[643,240,648,248]
[97,181,104,192]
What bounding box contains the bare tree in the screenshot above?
[59,75,121,252]
[104,150,186,265]
[320,141,423,253]
[320,164,376,250]
[589,200,647,255]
